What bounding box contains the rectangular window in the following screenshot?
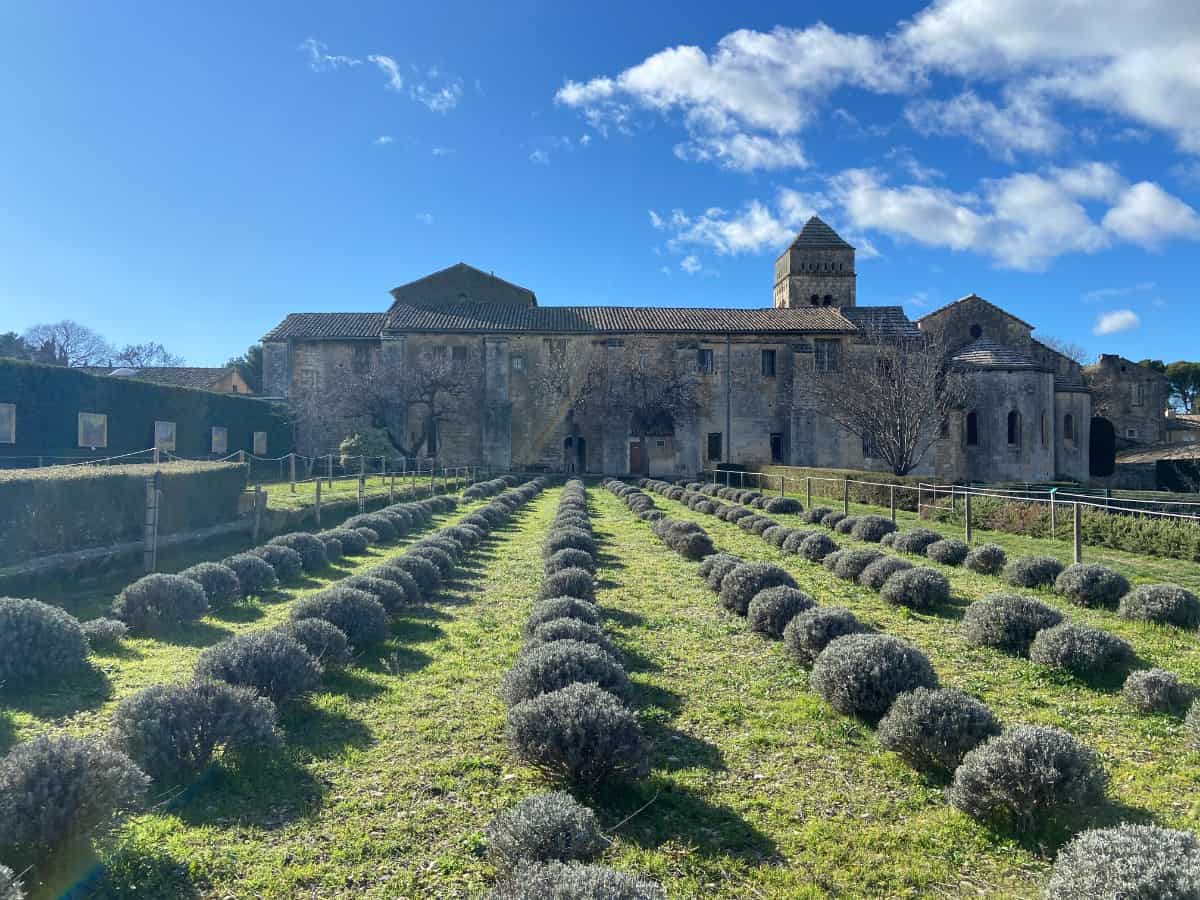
[814,339,840,373]
[426,418,439,455]
[154,420,176,452]
[761,349,777,377]
[862,432,879,458]
[1131,383,1145,407]
[432,345,448,364]
[211,426,228,455]
[706,432,723,462]
[511,354,525,373]
[299,369,317,390]
[697,348,715,374]
[352,344,371,374]
[78,412,108,448]
[770,432,785,463]
[1126,427,1139,439]
[0,403,14,444]
[253,431,268,455]
[452,345,468,370]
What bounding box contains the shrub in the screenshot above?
[803,506,833,524]
[761,525,789,547]
[82,617,128,645]
[833,516,860,535]
[891,529,943,555]
[783,607,868,667]
[268,532,328,572]
[821,512,847,530]
[345,513,397,543]
[782,529,817,553]
[1055,563,1130,608]
[0,597,89,687]
[501,640,628,706]
[1190,701,1200,746]
[947,725,1105,828]
[341,575,408,613]
[484,792,603,870]
[719,562,797,616]
[179,562,241,607]
[926,539,968,566]
[525,597,601,634]
[364,564,422,606]
[1004,555,1065,588]
[112,573,209,632]
[407,544,454,577]
[737,514,766,533]
[798,532,838,562]
[879,532,897,548]
[747,586,815,638]
[421,535,465,561]
[810,634,938,718]
[764,497,802,515]
[290,587,390,649]
[354,526,379,544]
[725,507,752,523]
[314,533,343,562]
[545,548,595,576]
[857,557,913,591]
[392,555,441,598]
[222,552,279,597]
[109,680,279,783]
[0,734,148,857]
[1122,668,1191,713]
[0,865,20,900]
[525,618,619,660]
[1029,623,1133,676]
[1119,583,1200,628]
[1045,823,1200,900]
[673,531,715,560]
[880,567,951,610]
[539,568,595,603]
[488,861,665,900]
[544,528,596,559]
[505,683,646,786]
[964,543,1006,576]
[195,630,321,703]
[277,618,353,668]
[876,687,1001,771]
[960,593,1064,657]
[251,544,304,581]
[850,515,897,543]
[831,549,883,581]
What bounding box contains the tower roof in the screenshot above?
[788,216,854,251]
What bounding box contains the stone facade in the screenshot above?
[262,218,1162,484]
[1085,354,1172,448]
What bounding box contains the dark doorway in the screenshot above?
[629,441,648,475]
[575,437,586,472]
[1090,417,1116,477]
[770,432,785,463]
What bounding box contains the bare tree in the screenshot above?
[112,341,185,367]
[798,328,973,476]
[1037,334,1089,365]
[22,320,112,367]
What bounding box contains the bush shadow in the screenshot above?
[0,663,112,726]
[69,843,200,899]
[207,604,265,625]
[646,723,726,773]
[603,607,646,628]
[170,751,329,830]
[392,619,443,644]
[321,666,389,700]
[280,698,375,759]
[359,643,434,679]
[986,794,1157,857]
[614,645,662,675]
[152,620,235,648]
[0,712,16,756]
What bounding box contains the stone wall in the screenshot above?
[773,245,856,309]
[1086,355,1170,447]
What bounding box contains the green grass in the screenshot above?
[3,484,1199,898]
[261,476,468,511]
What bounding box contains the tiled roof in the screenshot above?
[916,293,1035,330]
[262,313,389,341]
[1054,375,1091,393]
[950,337,1046,371]
[1167,414,1200,431]
[788,216,853,250]
[1116,442,1200,464]
[841,306,920,337]
[83,366,239,390]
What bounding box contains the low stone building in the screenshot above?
[84,366,256,395]
[262,217,1158,483]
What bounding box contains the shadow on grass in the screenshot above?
[594,777,780,863]
[149,620,235,649]
[631,680,684,717]
[983,794,1157,857]
[0,664,112,727]
[646,722,726,773]
[603,607,646,628]
[360,644,434,679]
[614,645,662,675]
[392,618,443,644]
[322,666,389,701]
[70,844,200,900]
[207,604,265,625]
[171,751,330,830]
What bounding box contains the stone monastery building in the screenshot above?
[263,218,1165,481]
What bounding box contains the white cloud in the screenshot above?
[680,255,702,274]
[673,133,807,171]
[359,54,462,111]
[432,147,455,156]
[415,212,434,225]
[904,88,1064,159]
[413,79,464,113]
[368,54,404,91]
[374,135,394,145]
[654,197,803,256]
[580,134,592,146]
[1101,181,1200,248]
[529,150,550,165]
[299,38,361,71]
[1093,309,1141,335]
[1082,282,1156,303]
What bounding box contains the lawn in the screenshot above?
[261,474,463,512]
[3,483,1198,898]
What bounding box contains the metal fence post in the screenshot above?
[143,472,160,573]
[964,491,973,544]
[1073,502,1082,564]
[843,478,849,515]
[1049,488,1057,536]
[289,452,296,493]
[889,483,896,523]
[252,485,263,544]
[314,478,322,527]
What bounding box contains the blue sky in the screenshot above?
[2,1,1198,365]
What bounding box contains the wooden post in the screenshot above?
[889,483,896,523]
[143,472,160,573]
[1080,501,1089,564]
[252,485,263,544]
[327,453,333,487]
[806,477,812,509]
[153,446,160,465]
[358,476,365,513]
[314,478,322,527]
[1050,491,1057,536]
[779,475,785,497]
[389,474,395,503]
[964,491,973,544]
[918,483,923,517]
[843,478,849,515]
[359,455,365,477]
[289,452,296,493]
[430,465,436,496]
[238,449,246,465]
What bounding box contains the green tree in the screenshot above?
[225,344,263,392]
[0,332,32,360]
[1166,361,1200,413]
[1136,358,1166,374]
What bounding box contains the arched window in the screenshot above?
[823,294,833,306]
[810,294,820,306]
[969,323,982,339]
[1041,412,1046,446]
[1064,413,1075,442]
[1007,410,1021,446]
[966,411,979,446]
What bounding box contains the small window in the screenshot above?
[211,426,228,455]
[511,354,525,373]
[814,339,840,373]
[706,432,722,462]
[451,346,468,370]
[939,417,949,438]
[78,412,108,448]
[253,431,268,455]
[1007,410,1021,447]
[810,294,820,306]
[823,294,833,306]
[655,439,666,448]
[1126,427,1139,439]
[761,349,777,377]
[969,323,983,339]
[697,348,714,374]
[426,418,439,455]
[1064,413,1075,442]
[966,411,979,447]
[0,403,14,444]
[432,345,448,364]
[1131,382,1145,407]
[352,344,371,374]
[154,420,176,452]
[1041,413,1046,447]
[770,432,785,463]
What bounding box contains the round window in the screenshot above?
[969,324,982,339]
